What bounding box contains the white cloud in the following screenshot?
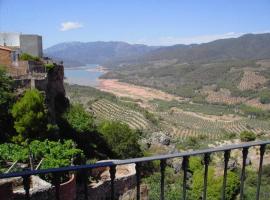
[60,21,83,31]
[134,31,270,46]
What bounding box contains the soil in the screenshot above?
[97,79,182,102]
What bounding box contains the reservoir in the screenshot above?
[64,64,105,87]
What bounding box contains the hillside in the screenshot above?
[44,41,158,67]
[137,33,270,63]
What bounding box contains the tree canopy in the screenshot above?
[98,121,142,159]
[11,89,48,142]
[0,67,14,141]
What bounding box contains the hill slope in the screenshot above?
[137,33,270,63]
[44,41,158,67]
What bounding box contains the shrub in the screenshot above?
[63,104,95,133]
[98,121,142,159]
[19,53,40,62]
[240,131,256,142]
[259,90,270,104]
[44,63,55,71]
[190,167,239,200]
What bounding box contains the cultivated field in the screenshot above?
[91,99,149,130]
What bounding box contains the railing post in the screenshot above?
[136,163,141,200]
[160,159,166,200]
[222,150,231,200]
[256,144,266,200]
[52,173,61,200]
[240,147,249,200]
[110,165,116,200]
[82,169,90,200]
[203,153,210,200]
[23,175,30,200]
[182,156,189,200]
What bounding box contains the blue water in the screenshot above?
[64,64,104,86]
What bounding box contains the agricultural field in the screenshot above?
[91,99,150,130]
[157,109,270,142]
[65,83,270,145]
[238,71,267,91]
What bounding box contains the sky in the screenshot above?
[0,0,270,48]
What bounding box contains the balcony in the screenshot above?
[0,140,269,200]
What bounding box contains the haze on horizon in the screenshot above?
[0,0,269,48]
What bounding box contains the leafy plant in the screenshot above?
[19,53,40,62]
[240,131,256,142]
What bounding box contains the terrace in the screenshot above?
[0,140,269,200]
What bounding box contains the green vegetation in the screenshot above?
[0,67,14,142]
[0,140,83,171]
[239,104,270,119]
[259,90,270,104]
[190,167,239,200]
[98,121,142,159]
[240,131,256,142]
[63,104,95,133]
[91,99,150,130]
[19,53,40,62]
[44,63,55,71]
[244,165,270,200]
[11,89,49,142]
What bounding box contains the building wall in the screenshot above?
[0,49,12,66]
[20,35,43,57]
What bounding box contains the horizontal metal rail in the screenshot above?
[0,140,269,200]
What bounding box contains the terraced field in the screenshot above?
[158,111,270,141]
[91,99,149,130]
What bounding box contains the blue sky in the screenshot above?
[0,0,269,48]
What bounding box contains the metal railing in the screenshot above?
[0,140,269,200]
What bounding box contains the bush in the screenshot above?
[190,167,239,200]
[0,140,84,174]
[44,63,55,71]
[259,90,270,104]
[98,121,142,159]
[19,53,40,62]
[63,104,95,133]
[240,131,256,142]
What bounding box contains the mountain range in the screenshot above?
[45,33,270,68]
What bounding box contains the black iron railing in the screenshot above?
[0,140,269,200]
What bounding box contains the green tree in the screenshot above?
[11,89,48,142]
[63,104,95,133]
[98,121,142,159]
[0,66,14,141]
[240,131,256,142]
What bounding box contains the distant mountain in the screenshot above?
[45,33,270,68]
[138,33,270,63]
[101,33,270,98]
[44,41,158,67]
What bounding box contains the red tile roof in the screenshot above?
[0,45,14,52]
